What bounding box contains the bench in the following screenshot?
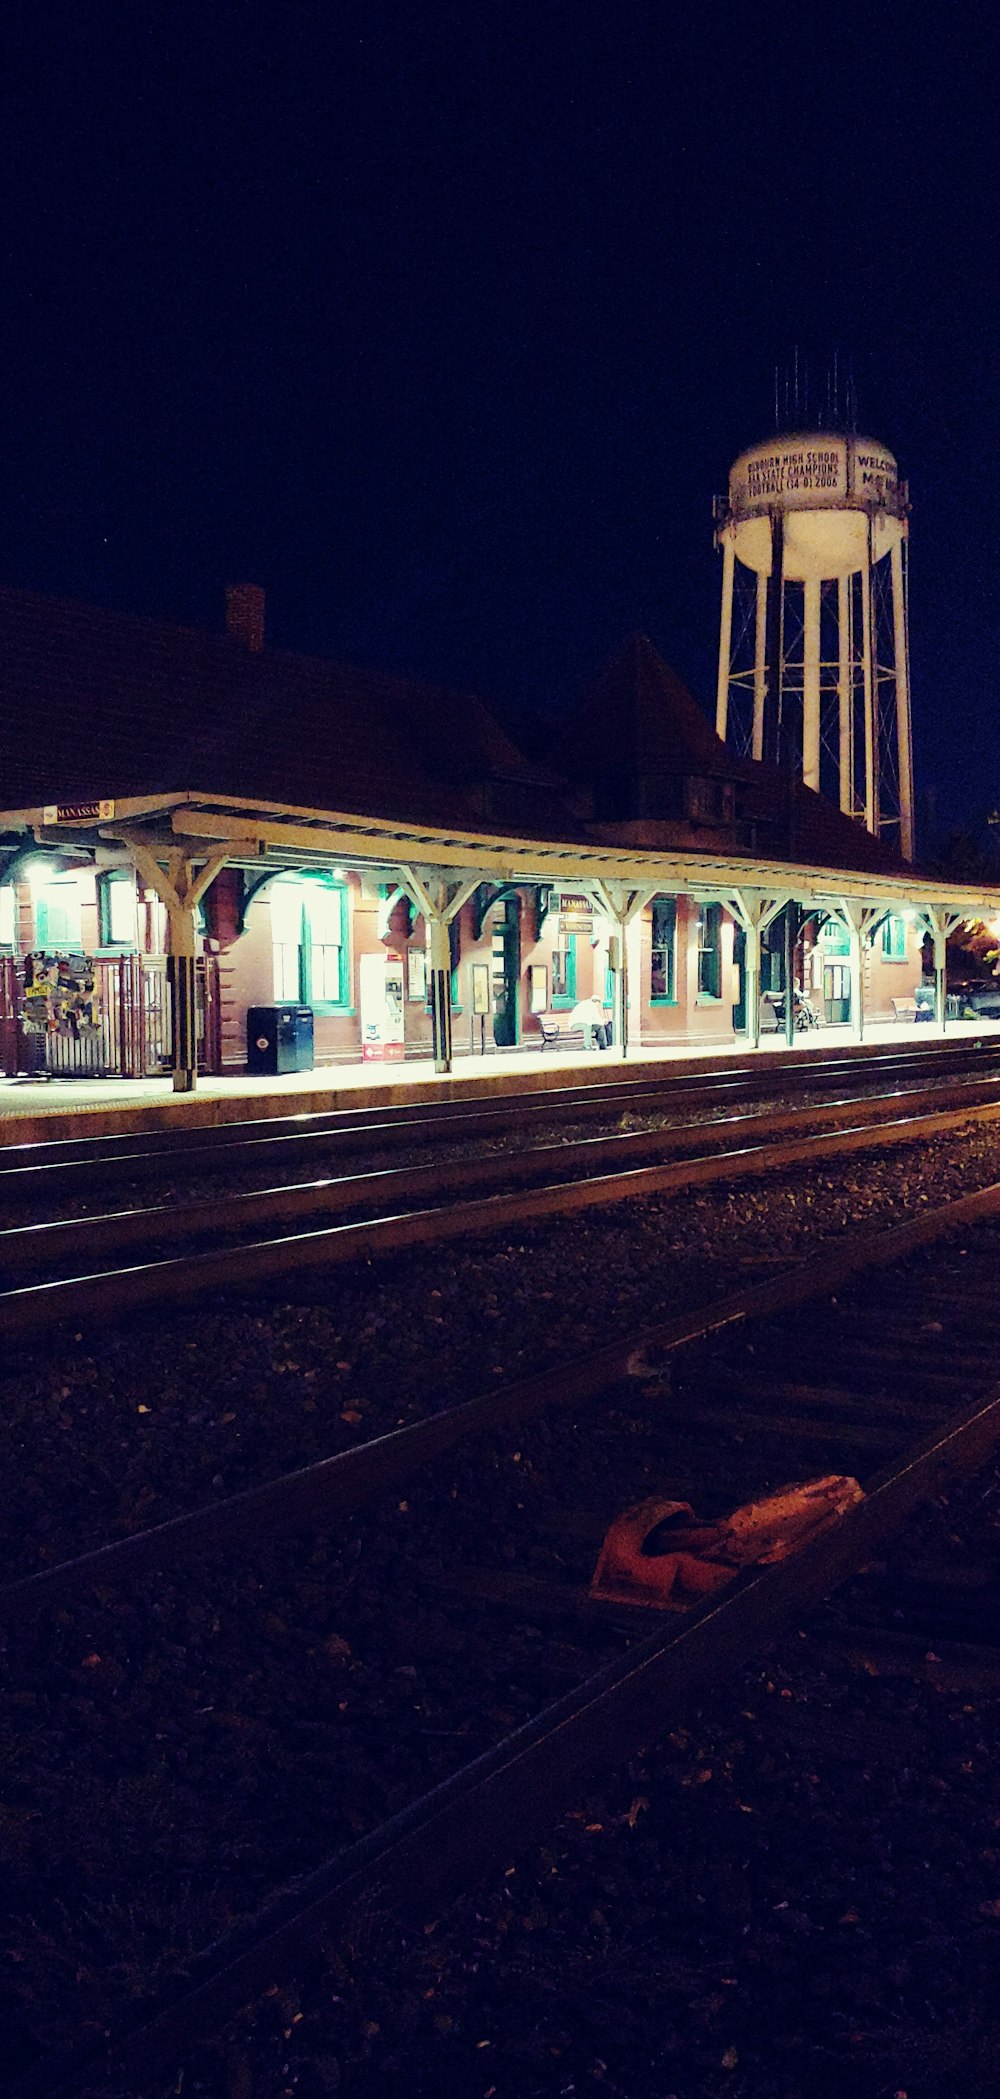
[538,1015,585,1050]
[891,996,918,1022]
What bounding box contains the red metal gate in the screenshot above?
[0,955,21,1076]
[0,954,222,1078]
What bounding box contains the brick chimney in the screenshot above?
[225,583,266,652]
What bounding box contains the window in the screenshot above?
[821,917,851,956]
[271,879,305,999]
[0,886,14,949]
[881,913,907,961]
[697,903,723,998]
[32,872,83,951]
[650,896,676,1001]
[685,776,734,825]
[98,871,137,948]
[551,935,577,1006]
[270,876,347,1006]
[306,882,345,1002]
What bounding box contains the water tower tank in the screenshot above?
[714,429,913,859]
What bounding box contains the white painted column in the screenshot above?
[625,910,644,1054]
[745,922,762,1049]
[616,929,628,1058]
[933,924,947,1032]
[752,570,768,763]
[890,538,915,861]
[847,917,865,1043]
[716,534,735,740]
[803,577,821,792]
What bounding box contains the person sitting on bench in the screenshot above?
[571,994,612,1049]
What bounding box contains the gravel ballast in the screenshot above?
[4,1118,1000,2092]
[3,1119,1000,1579]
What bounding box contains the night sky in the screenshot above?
[2,6,997,837]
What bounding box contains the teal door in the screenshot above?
[733,925,747,1032]
[491,897,521,1047]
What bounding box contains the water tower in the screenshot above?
[714,429,914,859]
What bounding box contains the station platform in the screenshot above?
[1,1019,996,1147]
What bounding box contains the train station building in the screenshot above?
[2,581,999,1096]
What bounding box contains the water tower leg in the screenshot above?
[860,537,876,836]
[716,536,735,740]
[753,572,767,762]
[803,579,821,792]
[837,576,853,815]
[765,513,785,767]
[890,538,915,861]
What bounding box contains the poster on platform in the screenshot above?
[21,953,101,1035]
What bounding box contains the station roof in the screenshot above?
[548,632,908,880]
[0,585,582,843]
[0,584,985,912]
[550,630,746,783]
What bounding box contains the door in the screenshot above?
[491,896,521,1048]
[824,962,851,1024]
[732,925,747,1032]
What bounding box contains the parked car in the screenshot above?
[950,979,1000,1019]
[967,985,1000,1019]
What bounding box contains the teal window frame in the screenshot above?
[271,875,350,1011]
[881,913,907,961]
[33,875,83,952]
[696,903,723,1000]
[821,917,851,956]
[551,933,577,1008]
[650,896,677,1002]
[97,870,137,951]
[0,884,16,950]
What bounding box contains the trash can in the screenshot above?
[247,1005,315,1075]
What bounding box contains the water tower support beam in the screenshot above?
[715,536,735,739]
[753,572,768,762]
[803,578,821,791]
[891,537,915,860]
[765,512,784,766]
[860,528,876,835]
[837,576,853,815]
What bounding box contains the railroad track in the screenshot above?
[3,1034,999,1201]
[2,1062,1000,1332]
[8,1177,1000,2096]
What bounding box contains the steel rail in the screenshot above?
[5,1171,1000,1624]
[15,1376,1000,2099]
[2,1090,1000,1336]
[5,1068,999,1279]
[2,1036,998,1192]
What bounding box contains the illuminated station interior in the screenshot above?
[3,428,1000,1097]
